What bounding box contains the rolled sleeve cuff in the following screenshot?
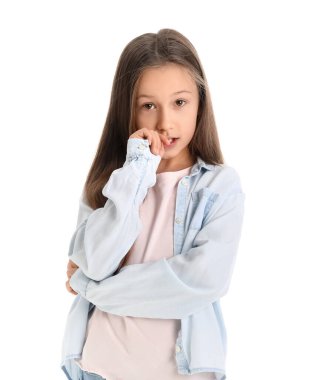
[125,138,160,162]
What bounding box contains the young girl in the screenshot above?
[61,29,245,380]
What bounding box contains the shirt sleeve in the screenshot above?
[69,183,246,319]
[68,138,161,281]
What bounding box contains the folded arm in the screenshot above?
[70,187,245,319]
[68,138,161,281]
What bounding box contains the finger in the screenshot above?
[65,280,72,292]
[67,263,74,273]
[155,131,161,153]
[150,133,160,155]
[135,129,154,152]
[130,128,152,145]
[67,269,74,279]
[68,260,78,269]
[143,129,153,145]
[67,267,79,279]
[156,132,166,155]
[159,134,171,146]
[65,280,77,295]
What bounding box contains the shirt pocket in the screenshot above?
[189,187,219,230]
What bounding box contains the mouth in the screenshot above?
[165,137,179,147]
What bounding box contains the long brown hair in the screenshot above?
[83,28,224,209]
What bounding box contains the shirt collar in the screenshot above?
[189,156,216,176]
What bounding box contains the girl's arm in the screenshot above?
[69,180,245,319]
[68,138,161,281]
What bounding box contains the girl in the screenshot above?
[61,29,245,380]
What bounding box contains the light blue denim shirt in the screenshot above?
[61,138,245,380]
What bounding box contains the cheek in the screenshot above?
[180,108,198,126]
[191,108,199,126]
[135,112,156,129]
[134,112,144,128]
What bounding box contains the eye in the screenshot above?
[176,99,186,107]
[143,103,155,110]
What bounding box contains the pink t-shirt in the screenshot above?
[75,166,216,380]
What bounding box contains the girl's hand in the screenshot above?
[129,128,171,158]
[65,260,79,295]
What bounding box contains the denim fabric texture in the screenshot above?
[61,138,245,380]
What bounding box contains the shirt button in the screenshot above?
[138,143,146,150]
[176,345,181,353]
[175,217,182,224]
[181,178,188,186]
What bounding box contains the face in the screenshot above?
[134,63,199,171]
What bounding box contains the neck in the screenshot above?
[156,155,196,174]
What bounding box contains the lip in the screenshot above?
[165,137,179,148]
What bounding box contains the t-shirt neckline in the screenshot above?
[156,165,192,176]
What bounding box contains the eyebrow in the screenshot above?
[136,90,192,99]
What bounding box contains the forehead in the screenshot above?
[136,63,197,95]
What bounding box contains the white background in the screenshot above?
[1,1,311,379]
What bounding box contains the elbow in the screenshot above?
[204,269,233,302]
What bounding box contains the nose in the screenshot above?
[156,108,173,135]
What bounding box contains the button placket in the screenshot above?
[174,177,189,226]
